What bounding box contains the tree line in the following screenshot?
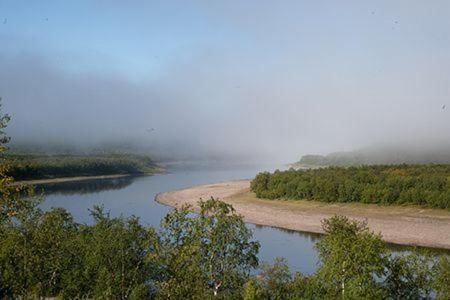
[296,147,450,167]
[251,165,450,209]
[2,153,159,181]
[1,196,449,299]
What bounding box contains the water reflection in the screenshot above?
[36,169,449,275]
[388,242,450,256]
[254,224,322,244]
[35,176,135,196]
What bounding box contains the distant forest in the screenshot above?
[295,146,450,167]
[1,153,159,181]
[251,165,450,209]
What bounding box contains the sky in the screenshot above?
[1,1,450,162]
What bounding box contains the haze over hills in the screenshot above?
[9,136,450,168]
[295,144,450,167]
[7,139,267,166]
[2,1,450,164]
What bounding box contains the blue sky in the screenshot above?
[4,0,447,80]
[1,1,228,80]
[1,1,450,161]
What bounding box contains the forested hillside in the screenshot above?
[1,153,159,181]
[251,165,450,209]
[295,146,450,167]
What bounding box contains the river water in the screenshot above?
[37,164,441,275]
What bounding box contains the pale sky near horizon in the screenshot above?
[1,1,450,162]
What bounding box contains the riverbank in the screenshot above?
[12,174,133,186]
[156,180,450,250]
[3,153,160,181]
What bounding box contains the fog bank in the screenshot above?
[1,1,450,163]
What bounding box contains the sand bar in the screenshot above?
[12,174,131,186]
[156,180,450,250]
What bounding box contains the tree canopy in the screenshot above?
[251,166,450,209]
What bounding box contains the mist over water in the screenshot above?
[1,1,450,163]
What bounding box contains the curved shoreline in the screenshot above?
[156,180,450,250]
[11,167,166,186]
[12,174,132,186]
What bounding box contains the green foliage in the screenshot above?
[384,252,437,299]
[242,258,319,300]
[315,216,388,299]
[0,103,38,225]
[434,256,450,300]
[0,206,162,298]
[257,258,293,300]
[1,195,261,298]
[251,165,450,209]
[2,153,158,181]
[242,278,265,300]
[1,200,448,299]
[0,102,162,298]
[0,208,80,297]
[245,217,450,300]
[157,205,206,299]
[1,102,448,299]
[80,206,161,299]
[158,197,260,299]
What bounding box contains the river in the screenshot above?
[37,164,441,275]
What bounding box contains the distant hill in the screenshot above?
[293,145,450,168]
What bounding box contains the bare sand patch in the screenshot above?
[156,180,450,250]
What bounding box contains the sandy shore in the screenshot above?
[12,174,131,186]
[156,180,450,250]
